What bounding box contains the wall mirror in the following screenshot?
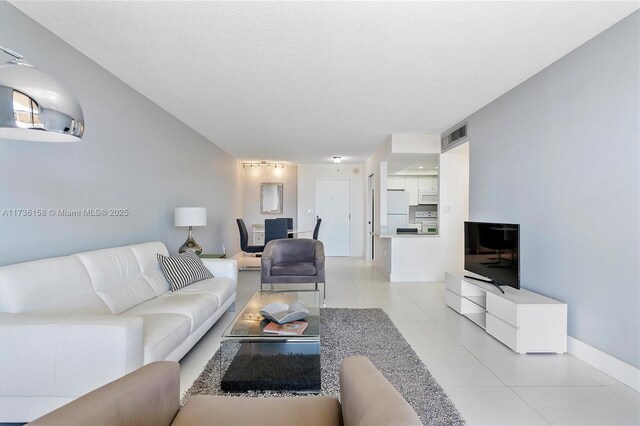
[261,182,283,214]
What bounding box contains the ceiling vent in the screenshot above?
[441,122,468,152]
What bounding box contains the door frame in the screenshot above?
[368,173,375,260]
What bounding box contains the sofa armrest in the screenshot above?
[339,356,422,426]
[201,258,237,281]
[29,361,179,426]
[0,313,144,400]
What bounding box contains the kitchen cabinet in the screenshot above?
[387,176,405,190]
[418,176,438,195]
[404,176,419,206]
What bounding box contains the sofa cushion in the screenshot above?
[157,253,213,292]
[73,246,158,314]
[177,277,236,308]
[0,256,110,314]
[120,313,191,363]
[122,290,219,333]
[130,242,171,295]
[173,395,342,426]
[271,262,316,276]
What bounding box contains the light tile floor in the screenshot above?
[180,257,640,425]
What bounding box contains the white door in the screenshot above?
[314,179,350,256]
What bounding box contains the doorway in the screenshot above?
[314,179,350,256]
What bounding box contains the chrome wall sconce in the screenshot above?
[0,46,85,142]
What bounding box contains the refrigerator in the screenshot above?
[387,190,409,232]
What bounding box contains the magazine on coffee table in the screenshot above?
[263,320,309,336]
[260,302,309,325]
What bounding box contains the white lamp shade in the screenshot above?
[174,207,207,227]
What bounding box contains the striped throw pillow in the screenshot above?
[157,252,214,291]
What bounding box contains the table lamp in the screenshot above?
[174,207,207,255]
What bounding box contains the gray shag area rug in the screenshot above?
[183,308,465,426]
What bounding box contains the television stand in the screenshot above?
[445,272,567,354]
[463,275,505,294]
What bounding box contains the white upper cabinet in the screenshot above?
[387,175,405,190]
[418,176,438,194]
[404,176,419,206]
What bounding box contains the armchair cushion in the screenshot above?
[271,262,316,276]
[173,395,342,426]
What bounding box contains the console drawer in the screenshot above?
[445,273,462,294]
[445,289,462,313]
[486,313,518,352]
[486,292,518,327]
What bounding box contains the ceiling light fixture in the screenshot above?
[0,46,85,142]
[333,156,342,164]
[241,161,286,169]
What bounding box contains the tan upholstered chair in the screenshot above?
[29,357,422,426]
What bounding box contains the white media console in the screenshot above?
[445,272,567,354]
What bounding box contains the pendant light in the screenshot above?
[0,46,84,142]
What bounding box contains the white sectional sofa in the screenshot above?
[0,242,237,423]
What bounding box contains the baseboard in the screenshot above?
[568,336,640,391]
[373,261,390,280]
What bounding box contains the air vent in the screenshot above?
[441,122,468,151]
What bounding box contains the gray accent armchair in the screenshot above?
[261,239,326,301]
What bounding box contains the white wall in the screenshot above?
[391,133,441,153]
[439,143,470,273]
[242,165,297,235]
[0,2,243,264]
[297,164,364,257]
[364,137,392,259]
[467,12,639,368]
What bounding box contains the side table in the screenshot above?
[199,253,226,259]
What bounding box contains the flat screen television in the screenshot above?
[464,221,520,293]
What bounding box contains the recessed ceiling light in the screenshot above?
[418,166,424,169]
[333,156,342,164]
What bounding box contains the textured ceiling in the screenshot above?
[10,1,638,163]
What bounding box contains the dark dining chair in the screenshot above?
[284,217,294,238]
[261,239,326,302]
[312,217,322,240]
[236,218,264,254]
[264,218,288,245]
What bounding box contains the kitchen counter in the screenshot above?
[376,232,439,238]
[373,231,445,282]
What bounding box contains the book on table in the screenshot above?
[260,302,309,324]
[263,320,309,336]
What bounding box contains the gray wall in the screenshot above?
[468,12,639,367]
[242,165,298,234]
[0,1,243,265]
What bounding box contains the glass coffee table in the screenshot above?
[220,290,321,393]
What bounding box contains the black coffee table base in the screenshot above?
[220,341,321,393]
